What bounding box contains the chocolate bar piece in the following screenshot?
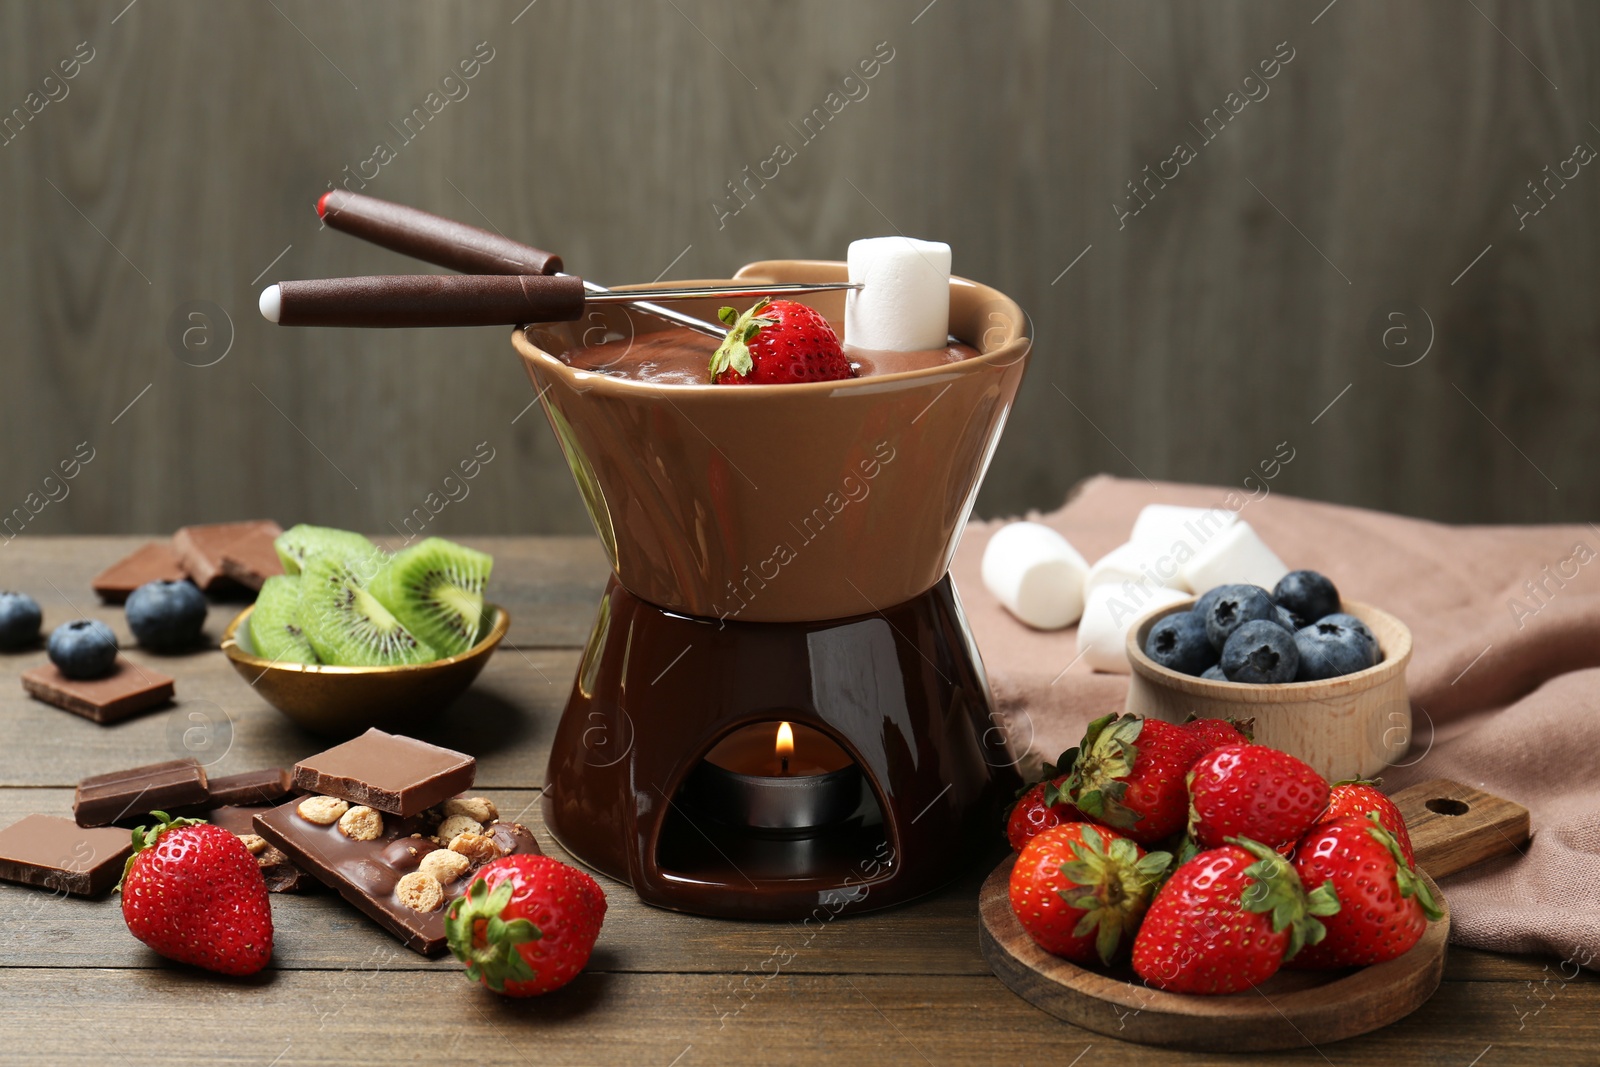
[22,659,175,725]
[91,542,187,603]
[207,806,311,893]
[253,794,540,955]
[173,520,283,592]
[74,759,209,828]
[205,768,293,807]
[0,814,134,897]
[291,729,475,817]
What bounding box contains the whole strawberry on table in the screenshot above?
[446,854,607,996]
[120,811,273,977]
[1002,713,1442,993]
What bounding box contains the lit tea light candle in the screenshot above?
[685,721,861,831]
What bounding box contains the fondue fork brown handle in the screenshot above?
[266,274,587,328]
[1390,778,1530,878]
[318,190,564,276]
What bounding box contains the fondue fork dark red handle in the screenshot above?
[316,190,724,337]
[260,275,862,328]
[317,190,564,276]
[265,274,587,327]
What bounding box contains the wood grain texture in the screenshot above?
[1,1,1597,539]
[0,536,1586,1063]
[1394,777,1533,878]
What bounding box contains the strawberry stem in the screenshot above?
[116,810,204,892]
[707,298,777,381]
[445,875,543,993]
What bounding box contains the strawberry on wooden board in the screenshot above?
[708,298,855,384]
[1318,780,1415,867]
[119,811,273,976]
[446,854,607,996]
[1287,814,1442,969]
[1182,714,1254,753]
[1059,714,1210,846]
[1131,837,1339,995]
[1006,778,1085,852]
[1186,744,1331,851]
[1008,823,1171,965]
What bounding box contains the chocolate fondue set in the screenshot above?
[267,193,1031,919]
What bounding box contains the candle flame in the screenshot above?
[775,721,795,760]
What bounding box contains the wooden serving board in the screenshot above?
[979,778,1530,1052]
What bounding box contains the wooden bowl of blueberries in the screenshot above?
[1125,570,1412,782]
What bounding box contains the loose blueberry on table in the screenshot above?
[0,591,42,650]
[126,579,208,652]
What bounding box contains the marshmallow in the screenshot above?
[1084,541,1191,595]
[844,236,951,351]
[981,522,1090,630]
[1179,520,1289,593]
[1130,504,1237,553]
[1077,583,1190,674]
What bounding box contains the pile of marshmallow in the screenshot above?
[980,507,1288,674]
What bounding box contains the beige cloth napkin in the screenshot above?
[950,474,1600,964]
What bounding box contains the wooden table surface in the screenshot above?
[0,536,1589,1066]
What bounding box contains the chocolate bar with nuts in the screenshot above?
[252,792,540,956]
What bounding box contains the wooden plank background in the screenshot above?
[0,0,1595,539]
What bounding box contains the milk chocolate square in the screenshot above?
[205,768,293,808]
[91,542,187,603]
[291,729,475,816]
[21,658,175,725]
[75,759,209,828]
[173,520,284,592]
[0,814,133,897]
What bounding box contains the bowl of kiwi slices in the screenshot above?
[221,525,508,737]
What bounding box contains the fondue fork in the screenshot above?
[257,275,860,328]
[313,191,843,338]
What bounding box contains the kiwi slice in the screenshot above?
[250,575,319,665]
[368,537,493,658]
[274,524,380,576]
[300,552,436,666]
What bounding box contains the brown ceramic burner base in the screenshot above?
[542,576,1019,920]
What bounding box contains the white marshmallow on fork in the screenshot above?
[1077,583,1190,674]
[1085,541,1192,595]
[1179,520,1289,593]
[981,522,1090,630]
[844,237,952,351]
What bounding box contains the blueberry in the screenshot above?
[1201,664,1228,682]
[47,619,118,680]
[1220,620,1300,684]
[1308,612,1380,667]
[1203,584,1276,651]
[0,592,42,650]
[1144,611,1218,676]
[1193,585,1228,622]
[1293,617,1377,680]
[125,580,208,652]
[1273,570,1340,624]
[1273,604,1303,633]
